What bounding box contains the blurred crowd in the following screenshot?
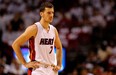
[0,0,116,75]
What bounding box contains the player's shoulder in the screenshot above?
[24,24,37,37]
[26,24,37,30]
[49,25,58,34]
[49,24,56,30]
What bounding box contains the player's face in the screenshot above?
[41,7,54,23]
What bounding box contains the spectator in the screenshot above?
[9,12,25,32]
[0,29,13,65]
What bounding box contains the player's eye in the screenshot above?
[47,12,54,15]
[47,12,51,14]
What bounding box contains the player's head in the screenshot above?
[39,2,54,23]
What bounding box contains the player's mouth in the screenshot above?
[49,18,53,21]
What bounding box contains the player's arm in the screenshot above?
[54,28,62,70]
[12,24,38,68]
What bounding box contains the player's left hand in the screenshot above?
[52,65,61,72]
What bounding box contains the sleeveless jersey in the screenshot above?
[29,22,56,65]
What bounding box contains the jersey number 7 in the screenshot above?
[49,46,53,54]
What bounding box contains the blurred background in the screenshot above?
[0,0,116,75]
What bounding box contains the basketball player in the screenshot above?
[12,2,62,75]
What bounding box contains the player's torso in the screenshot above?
[34,22,56,65]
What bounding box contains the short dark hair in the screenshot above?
[39,2,54,12]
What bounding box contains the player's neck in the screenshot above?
[40,20,49,29]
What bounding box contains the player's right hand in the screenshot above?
[24,61,40,69]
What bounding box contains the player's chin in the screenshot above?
[49,20,53,23]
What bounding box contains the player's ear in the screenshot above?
[40,12,43,17]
